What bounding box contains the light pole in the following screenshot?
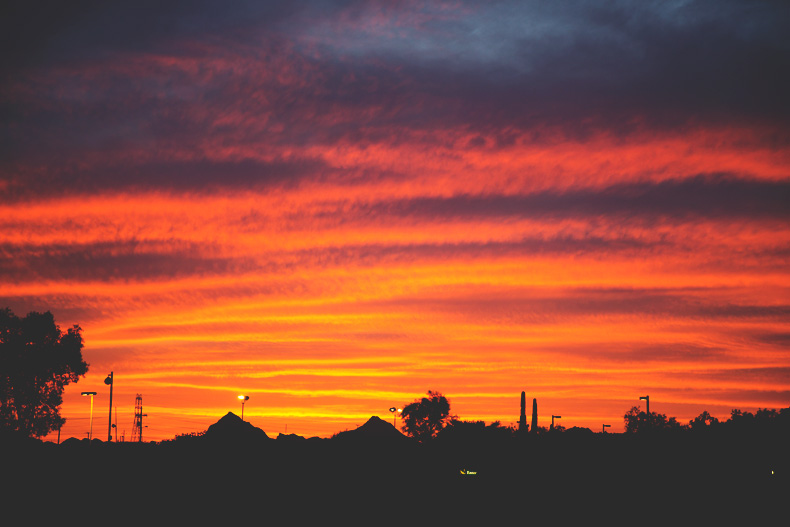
[640,395,650,431]
[551,415,562,430]
[238,395,249,422]
[602,424,611,433]
[81,391,97,440]
[639,395,650,415]
[104,372,113,442]
[389,407,402,428]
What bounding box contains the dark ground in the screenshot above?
[3,429,786,524]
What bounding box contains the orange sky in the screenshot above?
[1,1,788,441]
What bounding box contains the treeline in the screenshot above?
[622,405,790,435]
[396,390,790,441]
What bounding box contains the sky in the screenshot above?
[1,0,789,441]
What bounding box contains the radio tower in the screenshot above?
[132,394,147,442]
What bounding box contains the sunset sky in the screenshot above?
[2,1,788,441]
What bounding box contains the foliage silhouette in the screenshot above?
[0,308,88,438]
[399,390,452,441]
[689,410,719,430]
[623,405,683,433]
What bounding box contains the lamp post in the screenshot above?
[551,415,561,430]
[104,372,113,442]
[602,424,611,433]
[81,391,97,440]
[639,395,650,431]
[238,395,249,422]
[639,395,650,415]
[389,407,402,428]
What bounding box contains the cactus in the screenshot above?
[519,391,528,432]
[531,398,538,433]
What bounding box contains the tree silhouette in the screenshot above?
[623,405,683,433]
[689,410,719,430]
[0,309,88,438]
[399,390,452,441]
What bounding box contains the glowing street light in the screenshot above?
[389,407,402,428]
[639,395,650,415]
[81,391,97,440]
[238,395,250,422]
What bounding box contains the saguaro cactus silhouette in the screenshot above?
[531,398,538,433]
[519,391,528,432]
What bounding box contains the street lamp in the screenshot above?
[551,415,562,430]
[104,372,113,442]
[602,424,611,433]
[640,395,650,431]
[238,395,249,422]
[639,395,650,415]
[389,407,402,428]
[81,392,97,440]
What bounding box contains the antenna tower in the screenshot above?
[132,394,147,442]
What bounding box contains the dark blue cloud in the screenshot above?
[358,175,790,222]
[0,239,257,282]
[2,1,788,199]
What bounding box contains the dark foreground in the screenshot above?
[4,431,787,524]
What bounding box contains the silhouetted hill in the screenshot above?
[333,416,410,442]
[203,412,271,443]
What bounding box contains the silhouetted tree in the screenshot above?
[623,406,683,433]
[728,408,753,422]
[399,390,452,441]
[725,407,790,436]
[689,410,719,430]
[0,309,88,438]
